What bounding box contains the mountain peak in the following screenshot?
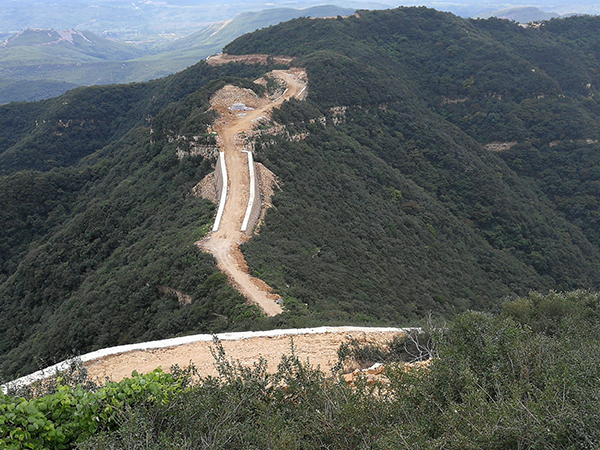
[1,28,95,48]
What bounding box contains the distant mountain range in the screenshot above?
[0,5,354,103]
[473,6,560,22]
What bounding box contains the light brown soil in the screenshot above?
[198,69,307,316]
[484,141,518,152]
[85,330,403,383]
[206,53,294,66]
[192,172,219,204]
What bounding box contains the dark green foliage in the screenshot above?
[0,169,86,285]
[4,8,600,381]
[0,84,150,173]
[500,139,600,249]
[243,121,552,322]
[0,63,278,380]
[3,291,598,448]
[227,8,600,319]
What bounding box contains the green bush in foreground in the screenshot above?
[0,368,187,449]
[2,290,600,449]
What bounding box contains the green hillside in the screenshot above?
[2,8,600,379]
[0,63,277,378]
[224,10,600,316]
[0,29,142,66]
[0,79,79,104]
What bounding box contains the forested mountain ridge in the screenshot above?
[2,8,600,379]
[0,63,277,378]
[225,9,600,298]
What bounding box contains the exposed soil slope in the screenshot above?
[199,68,307,316]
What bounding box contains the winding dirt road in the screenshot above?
[199,69,307,316]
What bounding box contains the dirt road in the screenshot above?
[84,328,404,383]
[200,69,307,316]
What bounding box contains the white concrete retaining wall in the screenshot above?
[212,152,228,232]
[241,151,262,234]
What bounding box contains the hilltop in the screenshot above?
[2,8,600,380]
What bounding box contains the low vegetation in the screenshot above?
[2,291,599,449]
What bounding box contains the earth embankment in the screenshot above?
[199,68,307,316]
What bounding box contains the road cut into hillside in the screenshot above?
[199,68,307,316]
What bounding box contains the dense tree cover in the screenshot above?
[242,101,599,324]
[224,9,600,322]
[3,8,600,379]
[3,291,600,449]
[501,140,600,248]
[0,64,279,379]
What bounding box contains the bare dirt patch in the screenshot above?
[192,172,219,204]
[209,84,269,114]
[85,330,404,383]
[206,53,294,66]
[255,162,279,233]
[484,141,518,152]
[199,68,307,316]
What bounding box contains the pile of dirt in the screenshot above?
[255,162,279,232]
[192,172,219,204]
[209,84,268,115]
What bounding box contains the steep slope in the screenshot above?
[0,62,280,378]
[222,9,600,321]
[2,9,600,380]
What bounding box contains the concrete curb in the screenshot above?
[241,150,257,233]
[212,151,228,232]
